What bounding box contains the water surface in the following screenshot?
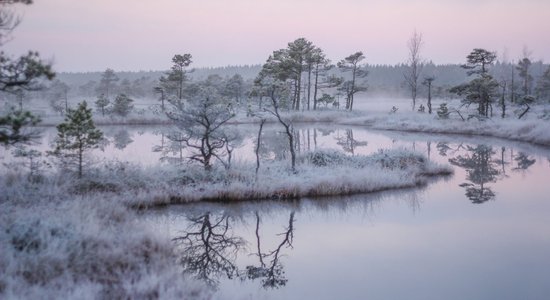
[137,125,550,300]
[4,124,549,299]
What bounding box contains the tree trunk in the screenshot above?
[313,64,319,110]
[511,67,516,103]
[78,144,83,178]
[255,119,266,176]
[287,125,296,172]
[350,64,357,111]
[307,66,312,110]
[501,82,506,118]
[427,82,432,114]
[518,104,530,119]
[296,75,301,111]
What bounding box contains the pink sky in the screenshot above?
[3,0,550,72]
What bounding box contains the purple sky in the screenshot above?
[4,0,550,72]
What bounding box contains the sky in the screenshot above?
[3,0,550,72]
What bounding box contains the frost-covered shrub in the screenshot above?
[307,150,349,166]
[70,180,120,194]
[437,103,450,119]
[367,149,426,170]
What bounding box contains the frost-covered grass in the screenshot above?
[354,111,550,147]
[0,195,209,299]
[0,148,451,298]
[2,149,452,208]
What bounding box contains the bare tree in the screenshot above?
[254,69,297,172]
[0,0,32,45]
[166,87,235,171]
[265,92,296,172]
[404,30,423,110]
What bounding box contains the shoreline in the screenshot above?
[33,110,550,147]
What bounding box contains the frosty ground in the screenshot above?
[3,97,550,299]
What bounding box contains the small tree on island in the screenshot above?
[166,87,235,171]
[49,101,103,178]
[450,48,499,118]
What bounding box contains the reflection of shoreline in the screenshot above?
[33,110,550,149]
[149,186,425,290]
[147,186,423,226]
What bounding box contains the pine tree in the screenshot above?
[94,93,110,116]
[337,51,368,111]
[112,93,134,117]
[516,58,533,96]
[96,68,119,99]
[450,48,499,118]
[50,101,103,178]
[0,1,54,146]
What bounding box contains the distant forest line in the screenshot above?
[52,61,549,101]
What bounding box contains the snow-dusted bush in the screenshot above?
[306,150,349,167]
[366,149,426,170]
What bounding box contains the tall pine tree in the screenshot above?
[450,48,499,118]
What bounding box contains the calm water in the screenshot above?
[144,125,550,300]
[5,124,550,299]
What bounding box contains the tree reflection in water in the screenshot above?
[172,213,245,288]
[246,211,295,289]
[336,129,367,155]
[447,144,536,204]
[112,129,134,150]
[450,145,499,204]
[513,152,536,171]
[172,211,296,290]
[436,142,464,157]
